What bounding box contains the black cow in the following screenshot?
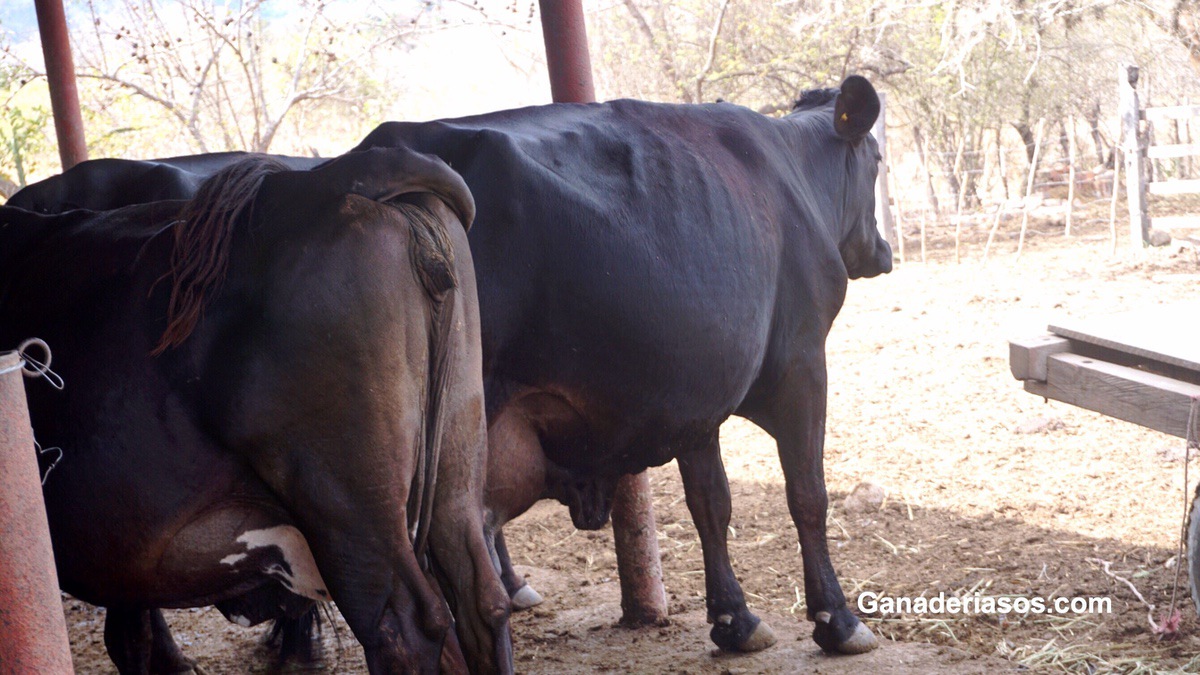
[6,152,323,213]
[351,75,892,655]
[0,149,511,673]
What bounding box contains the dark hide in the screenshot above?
[0,149,511,674]
[6,152,324,213]
[350,75,891,655]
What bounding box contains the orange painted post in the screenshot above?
[34,0,88,169]
[539,0,596,103]
[610,472,668,626]
[538,0,668,626]
[0,351,74,673]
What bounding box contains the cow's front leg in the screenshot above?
[678,435,777,653]
[760,356,877,654]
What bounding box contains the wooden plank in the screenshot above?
[1145,105,1200,121]
[1151,215,1200,230]
[1148,143,1200,159]
[1024,353,1200,438]
[1047,302,1200,374]
[1009,335,1071,381]
[1148,179,1200,195]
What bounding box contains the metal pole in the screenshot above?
[34,0,88,169]
[537,0,668,626]
[538,0,596,103]
[0,352,74,673]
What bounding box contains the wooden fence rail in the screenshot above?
[1120,62,1200,251]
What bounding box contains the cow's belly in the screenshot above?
[484,383,723,529]
[154,501,330,609]
[63,498,328,610]
[41,437,328,605]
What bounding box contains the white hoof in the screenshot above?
[837,622,879,654]
[739,620,777,652]
[510,584,544,610]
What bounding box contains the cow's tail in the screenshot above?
[261,202,458,665]
[395,199,459,564]
[264,605,322,665]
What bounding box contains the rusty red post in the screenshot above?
[538,0,669,626]
[610,472,668,625]
[0,351,74,673]
[34,0,88,169]
[538,0,596,103]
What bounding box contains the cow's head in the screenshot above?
[832,75,892,279]
[791,75,893,280]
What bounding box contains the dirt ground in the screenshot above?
[65,212,1200,673]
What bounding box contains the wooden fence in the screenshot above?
[1120,63,1200,252]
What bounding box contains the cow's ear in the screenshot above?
[833,75,880,142]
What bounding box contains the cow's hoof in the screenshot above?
[710,610,773,653]
[812,610,878,654]
[510,584,544,611]
[836,621,878,654]
[738,619,777,652]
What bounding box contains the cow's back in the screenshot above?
[356,101,844,470]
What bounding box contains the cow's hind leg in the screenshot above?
[428,507,514,674]
[104,607,194,674]
[752,357,877,654]
[678,434,776,653]
[494,529,543,609]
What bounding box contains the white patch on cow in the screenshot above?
[220,553,248,567]
[233,615,251,628]
[230,525,330,602]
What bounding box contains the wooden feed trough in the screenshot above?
[1010,303,1200,614]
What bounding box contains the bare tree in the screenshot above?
[69,0,425,153]
[1129,0,1200,74]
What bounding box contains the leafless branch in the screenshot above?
[620,0,690,101]
[694,0,731,103]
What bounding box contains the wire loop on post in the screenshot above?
[16,338,64,390]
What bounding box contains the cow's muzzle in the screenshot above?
[849,239,893,279]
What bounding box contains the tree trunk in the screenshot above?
[1012,89,1037,164]
[1087,99,1109,168]
[1012,121,1036,164]
[913,125,941,215]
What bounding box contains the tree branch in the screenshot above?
[620,0,690,102]
[694,0,731,103]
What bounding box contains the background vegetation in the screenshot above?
[2,0,1199,236]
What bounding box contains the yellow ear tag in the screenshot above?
[841,113,849,122]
